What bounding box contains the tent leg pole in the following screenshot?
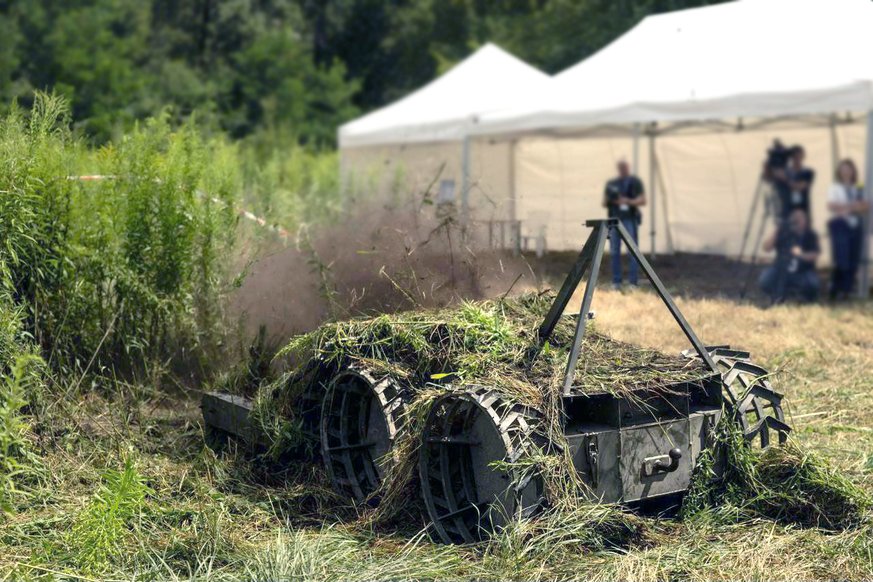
[648,126,656,259]
[632,123,641,178]
[829,114,840,178]
[508,139,517,223]
[860,111,873,298]
[461,134,471,241]
[508,139,521,255]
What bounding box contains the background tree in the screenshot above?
[0,0,725,145]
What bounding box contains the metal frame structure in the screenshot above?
[537,218,718,396]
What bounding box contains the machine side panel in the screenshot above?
[620,419,692,501]
[202,392,264,446]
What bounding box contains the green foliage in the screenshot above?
[69,458,151,573]
[0,93,77,348]
[0,0,359,143]
[88,113,238,368]
[682,420,872,530]
[232,28,358,145]
[0,0,725,144]
[0,93,237,379]
[0,352,44,515]
[239,134,344,227]
[45,0,152,139]
[0,272,45,515]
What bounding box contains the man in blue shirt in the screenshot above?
[603,159,646,288]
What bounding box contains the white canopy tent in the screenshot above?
[480,0,873,131]
[339,43,552,234]
[473,0,873,293]
[339,43,551,148]
[339,0,873,294]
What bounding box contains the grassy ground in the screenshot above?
[2,284,871,581]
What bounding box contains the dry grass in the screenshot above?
[2,288,872,580]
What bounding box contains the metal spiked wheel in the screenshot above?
[320,367,408,504]
[419,387,545,544]
[293,364,332,442]
[685,346,790,448]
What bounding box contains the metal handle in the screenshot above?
[652,448,682,473]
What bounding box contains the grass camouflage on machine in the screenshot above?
[202,219,792,543]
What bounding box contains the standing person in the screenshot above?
[603,159,646,288]
[827,158,869,300]
[758,209,821,304]
[785,145,815,220]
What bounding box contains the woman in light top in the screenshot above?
[827,159,869,300]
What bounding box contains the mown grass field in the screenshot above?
[3,284,871,581]
[0,93,870,582]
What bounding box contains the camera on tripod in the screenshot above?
[764,139,794,178]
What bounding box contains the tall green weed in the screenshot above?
[69,458,151,573]
[0,93,238,381]
[240,131,343,228]
[0,294,45,514]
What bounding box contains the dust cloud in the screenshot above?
[229,202,541,345]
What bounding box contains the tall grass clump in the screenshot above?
[240,134,343,228]
[0,353,45,514]
[0,94,79,355]
[0,294,45,514]
[68,458,151,573]
[85,113,238,372]
[682,420,871,530]
[0,93,239,381]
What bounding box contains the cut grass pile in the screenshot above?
[271,291,711,408]
[683,419,871,530]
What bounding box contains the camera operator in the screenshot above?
[758,208,821,303]
[603,159,646,288]
[764,141,813,222]
[785,145,815,219]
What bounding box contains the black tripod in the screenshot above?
[737,176,783,299]
[537,218,718,396]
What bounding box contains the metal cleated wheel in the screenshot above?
[419,386,546,544]
[293,366,332,442]
[320,367,408,504]
[685,346,791,448]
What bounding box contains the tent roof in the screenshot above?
[339,43,550,148]
[476,0,873,136]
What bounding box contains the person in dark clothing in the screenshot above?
[758,208,821,303]
[770,145,814,222]
[603,159,646,288]
[827,158,869,300]
[784,145,815,219]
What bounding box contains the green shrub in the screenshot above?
[0,294,45,514]
[0,353,44,514]
[69,458,151,573]
[240,134,343,228]
[0,93,238,381]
